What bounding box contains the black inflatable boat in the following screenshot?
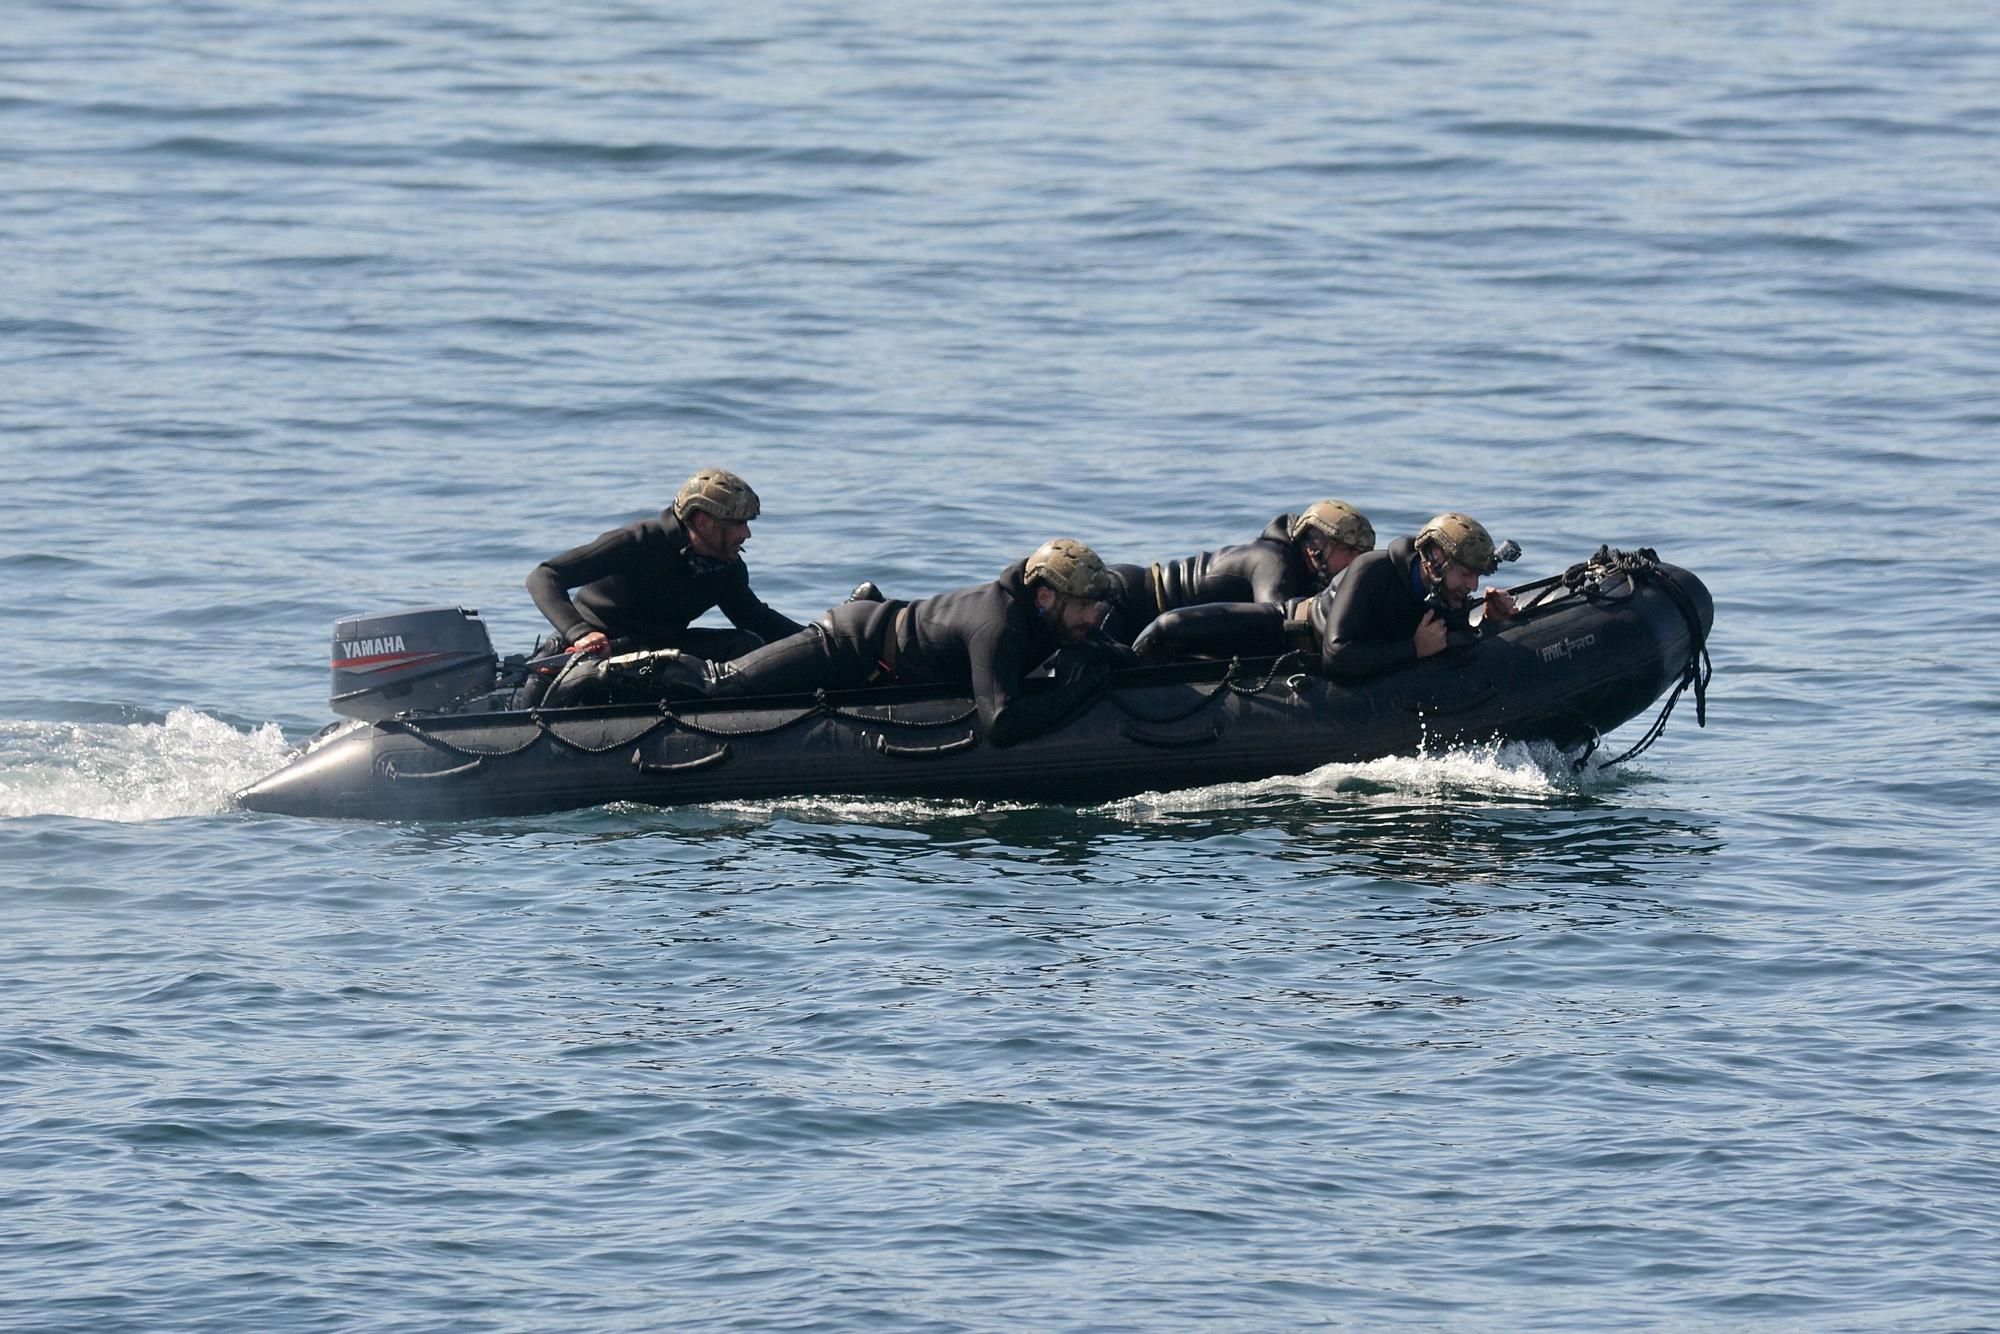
[236,547,1712,821]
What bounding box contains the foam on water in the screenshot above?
[699,794,1037,826]
[0,707,294,822]
[649,739,1620,828]
[1101,738,1616,818]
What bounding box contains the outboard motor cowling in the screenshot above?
[330,606,496,721]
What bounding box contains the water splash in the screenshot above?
[0,708,293,822]
[610,740,1622,829]
[700,795,1036,826]
[1101,739,1623,818]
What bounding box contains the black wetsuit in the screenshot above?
[1318,535,1478,680]
[527,511,802,660]
[1130,594,1317,663]
[1105,514,1320,643]
[702,560,1115,747]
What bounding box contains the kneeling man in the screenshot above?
[527,467,802,661]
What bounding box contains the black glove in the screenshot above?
[1085,630,1139,670]
[1052,642,1113,691]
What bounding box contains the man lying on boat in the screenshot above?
[1132,511,1519,676]
[641,539,1135,747]
[1113,500,1376,657]
[1102,499,1377,644]
[526,467,802,664]
[1321,511,1520,679]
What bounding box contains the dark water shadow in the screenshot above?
[368,780,1722,912]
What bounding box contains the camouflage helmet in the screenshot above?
[1415,512,1500,575]
[673,468,761,524]
[1290,499,1376,553]
[1025,538,1115,600]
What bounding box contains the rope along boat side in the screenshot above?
[237,548,1713,820]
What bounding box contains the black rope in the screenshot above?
[652,697,824,740]
[660,690,981,739]
[528,709,674,755]
[817,695,980,729]
[376,717,543,760]
[1226,650,1318,695]
[381,681,988,766]
[1101,670,1236,725]
[380,709,676,760]
[1099,650,1308,726]
[1572,547,1713,770]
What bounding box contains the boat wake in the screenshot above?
[0,708,293,823]
[699,794,1038,826]
[1103,739,1625,818]
[673,740,1627,829]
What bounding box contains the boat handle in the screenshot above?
[1120,717,1225,749]
[383,755,484,782]
[631,744,732,776]
[874,732,978,760]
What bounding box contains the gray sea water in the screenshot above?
[5,1,1999,1328]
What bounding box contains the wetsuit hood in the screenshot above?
[652,510,697,561]
[1264,513,1324,589]
[997,558,1037,608]
[1261,514,1299,547]
[1384,533,1421,589]
[998,557,1066,658]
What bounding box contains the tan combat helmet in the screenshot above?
[673,468,762,524]
[1415,512,1500,574]
[1291,500,1377,553]
[1025,538,1115,600]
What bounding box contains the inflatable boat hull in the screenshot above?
[238,561,1711,821]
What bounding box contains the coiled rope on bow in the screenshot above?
[1562,546,1712,770]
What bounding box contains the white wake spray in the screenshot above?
[1099,739,1623,819]
[0,708,294,823]
[673,740,1620,827]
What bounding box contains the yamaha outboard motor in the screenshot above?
[330,606,496,721]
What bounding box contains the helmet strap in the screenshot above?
[1418,540,1445,589]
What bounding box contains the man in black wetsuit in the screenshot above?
[1105,500,1375,644]
[1124,500,1377,660]
[658,539,1128,748]
[527,467,802,661]
[1317,511,1518,681]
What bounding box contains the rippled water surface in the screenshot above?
[5,2,1999,1328]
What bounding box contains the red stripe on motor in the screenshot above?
[330,650,452,671]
